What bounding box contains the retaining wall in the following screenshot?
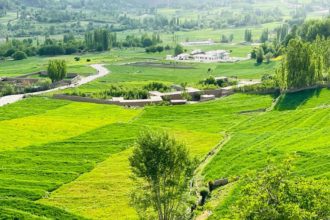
[53,94,163,107]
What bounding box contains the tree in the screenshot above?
[244,29,253,42]
[47,59,67,82]
[220,35,229,43]
[232,160,330,219]
[12,51,27,60]
[174,44,183,56]
[129,130,195,220]
[229,34,234,42]
[277,38,324,89]
[256,47,264,64]
[260,28,269,43]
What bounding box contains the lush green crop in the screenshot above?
[203,88,330,218]
[1,88,329,219]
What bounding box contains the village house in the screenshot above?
[193,50,230,62]
[168,49,231,63]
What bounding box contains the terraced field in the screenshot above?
[1,87,329,219]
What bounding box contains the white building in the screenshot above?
[167,49,233,63]
[175,53,190,60]
[193,50,230,62]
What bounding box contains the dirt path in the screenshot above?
[0,64,110,107]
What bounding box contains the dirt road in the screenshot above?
[0,64,109,107]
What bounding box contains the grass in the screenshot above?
[202,88,330,218]
[1,53,329,220]
[1,87,329,219]
[37,93,273,219]
[0,97,141,151]
[0,56,97,77]
[56,59,276,97]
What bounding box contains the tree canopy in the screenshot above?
[129,130,195,220]
[232,160,330,220]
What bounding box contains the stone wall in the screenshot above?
[53,94,163,107]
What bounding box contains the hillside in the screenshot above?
[0,87,329,218]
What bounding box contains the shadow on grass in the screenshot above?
[275,88,322,111]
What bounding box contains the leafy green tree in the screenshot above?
[277,38,324,89]
[47,59,67,82]
[12,51,27,60]
[221,35,229,43]
[174,44,184,56]
[244,29,253,42]
[231,160,330,220]
[256,47,264,64]
[260,28,269,43]
[129,130,195,220]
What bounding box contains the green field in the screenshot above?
[1,77,330,219]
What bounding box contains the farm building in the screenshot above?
[193,50,230,62]
[176,53,190,60]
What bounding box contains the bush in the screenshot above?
[4,48,16,57]
[12,51,27,60]
[1,83,14,96]
[86,59,91,62]
[143,82,170,92]
[182,91,192,101]
[231,160,330,219]
[74,57,80,61]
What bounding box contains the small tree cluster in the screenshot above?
[220,34,234,43]
[244,29,253,42]
[47,59,67,82]
[276,38,327,90]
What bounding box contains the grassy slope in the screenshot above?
[0,99,141,218]
[204,88,330,219]
[2,88,329,219]
[0,99,140,151]
[40,93,273,219]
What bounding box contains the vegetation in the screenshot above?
[47,59,67,82]
[129,130,195,220]
[12,51,27,60]
[0,1,330,219]
[276,38,329,90]
[232,160,330,219]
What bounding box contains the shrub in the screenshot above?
[1,83,14,96]
[86,59,91,62]
[143,82,170,92]
[74,57,80,61]
[231,160,330,219]
[12,51,27,60]
[182,91,192,101]
[4,48,16,57]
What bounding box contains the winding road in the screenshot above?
[0,64,109,107]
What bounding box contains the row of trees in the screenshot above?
[85,29,117,51]
[0,29,164,59]
[276,37,329,89]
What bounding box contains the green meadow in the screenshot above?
[0,76,330,219]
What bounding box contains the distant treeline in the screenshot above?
[0,29,163,58]
[2,0,325,38]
